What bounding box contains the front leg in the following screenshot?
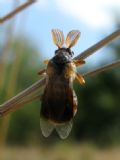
[73,59,85,67]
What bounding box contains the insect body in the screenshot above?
[39,29,85,139]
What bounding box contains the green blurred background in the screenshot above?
[0,1,120,160]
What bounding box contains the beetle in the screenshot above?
[0,29,120,139]
[39,29,86,139]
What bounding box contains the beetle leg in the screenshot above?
[75,73,85,85]
[38,69,46,75]
[43,59,49,65]
[73,60,85,67]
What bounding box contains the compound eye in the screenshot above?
[55,50,58,54]
[66,48,74,57]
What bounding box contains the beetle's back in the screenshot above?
[41,79,74,123]
[41,59,77,124]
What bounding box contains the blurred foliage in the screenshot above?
[73,30,120,146]
[0,34,43,145]
[0,26,120,147]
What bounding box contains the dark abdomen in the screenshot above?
[41,79,74,123]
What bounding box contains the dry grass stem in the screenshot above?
[0,95,40,116]
[83,59,120,77]
[74,29,120,60]
[0,78,45,116]
[0,0,36,23]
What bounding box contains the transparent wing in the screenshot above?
[65,30,80,48]
[51,29,64,48]
[55,121,73,139]
[40,118,54,137]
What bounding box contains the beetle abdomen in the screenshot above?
[41,80,75,123]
